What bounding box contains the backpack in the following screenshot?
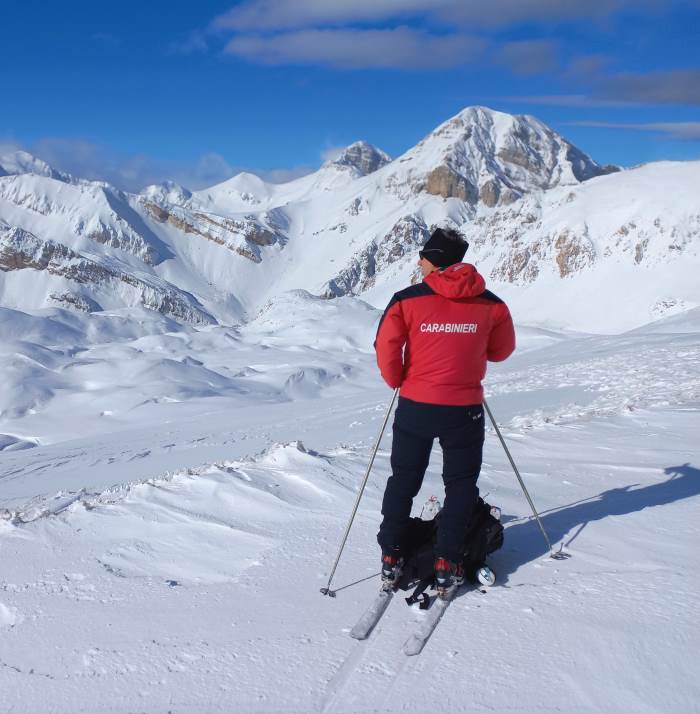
[394,498,504,606]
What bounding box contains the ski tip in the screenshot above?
[403,637,425,656]
[349,629,370,641]
[320,587,337,598]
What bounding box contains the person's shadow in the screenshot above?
[486,463,700,586]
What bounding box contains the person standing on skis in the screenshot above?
[374,227,515,595]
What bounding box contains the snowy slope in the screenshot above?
[0,306,698,712]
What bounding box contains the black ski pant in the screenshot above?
[377,396,485,563]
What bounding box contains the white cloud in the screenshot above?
[214,0,440,31]
[1,138,314,191]
[565,121,700,140]
[505,68,700,108]
[499,94,640,108]
[209,0,669,71]
[320,145,346,162]
[496,40,559,76]
[258,166,315,183]
[432,0,633,27]
[568,54,612,78]
[0,139,23,156]
[598,69,700,105]
[213,0,641,31]
[225,27,485,69]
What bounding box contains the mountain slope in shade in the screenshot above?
[0,107,697,332]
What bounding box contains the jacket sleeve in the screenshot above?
[487,303,516,362]
[374,296,408,388]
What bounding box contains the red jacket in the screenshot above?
[375,263,515,405]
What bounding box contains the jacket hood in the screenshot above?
[424,263,486,299]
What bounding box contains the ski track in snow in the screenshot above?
[0,307,699,712]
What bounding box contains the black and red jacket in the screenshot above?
[375,263,515,405]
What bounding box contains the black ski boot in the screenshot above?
[381,551,404,590]
[434,556,464,598]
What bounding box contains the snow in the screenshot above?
[0,150,73,183]
[0,106,699,711]
[0,296,698,712]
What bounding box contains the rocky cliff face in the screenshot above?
[141,200,284,263]
[323,216,430,297]
[0,222,214,324]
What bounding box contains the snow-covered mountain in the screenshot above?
[1,106,698,332]
[0,150,74,183]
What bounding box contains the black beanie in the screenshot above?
[419,228,469,268]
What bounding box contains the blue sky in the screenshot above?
[2,0,699,190]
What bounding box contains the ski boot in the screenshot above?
[434,556,464,599]
[380,551,404,590]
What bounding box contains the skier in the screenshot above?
[374,227,515,595]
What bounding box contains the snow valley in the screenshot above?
[0,107,699,713]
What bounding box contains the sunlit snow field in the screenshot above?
[1,293,699,713]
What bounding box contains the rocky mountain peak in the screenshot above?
[331,141,391,176]
[392,105,619,206]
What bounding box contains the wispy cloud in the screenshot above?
[213,0,646,31]
[168,30,209,55]
[262,166,315,183]
[566,121,700,140]
[567,54,612,78]
[496,40,559,76]
[432,0,640,27]
[1,138,314,191]
[320,145,347,162]
[598,69,700,106]
[210,0,666,71]
[214,0,432,31]
[0,139,23,156]
[225,27,485,69]
[499,94,639,108]
[505,68,700,108]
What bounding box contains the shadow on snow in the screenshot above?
[489,463,700,586]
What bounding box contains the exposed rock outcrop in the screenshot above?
[425,165,478,203]
[332,141,391,176]
[554,229,596,278]
[142,201,282,263]
[479,180,501,208]
[0,224,214,324]
[49,292,102,312]
[323,216,430,297]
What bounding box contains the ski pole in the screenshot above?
[483,399,566,560]
[320,388,399,597]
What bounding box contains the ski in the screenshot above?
[402,589,456,656]
[350,588,394,640]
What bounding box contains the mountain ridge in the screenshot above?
[0,106,697,332]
